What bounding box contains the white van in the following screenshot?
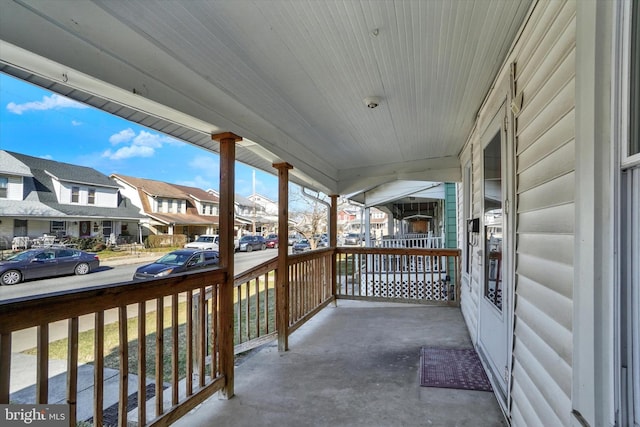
[185,235,219,250]
[185,234,239,251]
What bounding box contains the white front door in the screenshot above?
[477,100,513,404]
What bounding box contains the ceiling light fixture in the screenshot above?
[363,96,381,109]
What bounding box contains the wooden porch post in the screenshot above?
[212,132,242,399]
[330,195,338,301]
[273,162,292,352]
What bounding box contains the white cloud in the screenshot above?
[6,94,88,114]
[39,154,53,160]
[103,129,179,160]
[132,130,166,148]
[109,128,136,144]
[71,120,83,126]
[102,145,155,160]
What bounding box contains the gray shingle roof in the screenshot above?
[0,150,32,176]
[7,151,118,187]
[2,151,144,220]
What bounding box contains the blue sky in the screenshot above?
[0,73,279,200]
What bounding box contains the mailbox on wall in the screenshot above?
[467,218,480,233]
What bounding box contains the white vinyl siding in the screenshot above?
[459,152,479,344]
[511,1,576,426]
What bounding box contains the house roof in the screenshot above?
[172,184,219,203]
[148,212,219,226]
[3,152,144,220]
[112,174,187,199]
[0,150,32,177]
[7,151,119,188]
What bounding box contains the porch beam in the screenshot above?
[273,162,293,352]
[213,131,242,399]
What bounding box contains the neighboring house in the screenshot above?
[209,191,276,235]
[247,193,278,216]
[111,174,220,240]
[0,150,143,248]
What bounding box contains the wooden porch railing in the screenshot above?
[0,246,460,426]
[287,249,334,333]
[232,257,278,354]
[0,268,228,427]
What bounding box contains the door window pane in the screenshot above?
[484,132,503,311]
[631,0,640,156]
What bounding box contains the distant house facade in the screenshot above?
[0,150,144,249]
[111,174,220,241]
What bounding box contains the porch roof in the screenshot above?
[148,212,219,226]
[0,0,532,197]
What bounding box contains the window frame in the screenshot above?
[71,186,80,203]
[87,188,96,205]
[622,0,640,168]
[0,176,8,198]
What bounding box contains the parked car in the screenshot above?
[265,234,279,249]
[343,233,362,245]
[133,249,219,280]
[292,239,311,253]
[316,236,329,248]
[288,234,301,246]
[185,234,219,250]
[238,235,266,252]
[0,248,100,285]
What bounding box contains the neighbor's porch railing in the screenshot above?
[0,268,228,427]
[376,233,445,249]
[336,247,460,304]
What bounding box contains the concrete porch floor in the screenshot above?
[172,300,506,427]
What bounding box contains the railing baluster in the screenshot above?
[211,285,218,378]
[118,307,128,427]
[186,290,193,397]
[0,333,10,403]
[431,255,436,299]
[235,285,242,343]
[255,276,262,338]
[137,303,146,426]
[198,288,205,389]
[156,297,164,416]
[172,293,179,406]
[67,317,79,427]
[94,312,104,426]
[36,324,48,403]
[245,280,251,341]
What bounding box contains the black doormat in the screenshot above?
[85,382,166,426]
[419,347,492,392]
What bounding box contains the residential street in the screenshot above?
[0,247,280,301]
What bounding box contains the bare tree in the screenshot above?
[289,186,328,249]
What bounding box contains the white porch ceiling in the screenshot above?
[0,0,532,196]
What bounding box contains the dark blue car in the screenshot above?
[0,248,100,285]
[133,248,219,280]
